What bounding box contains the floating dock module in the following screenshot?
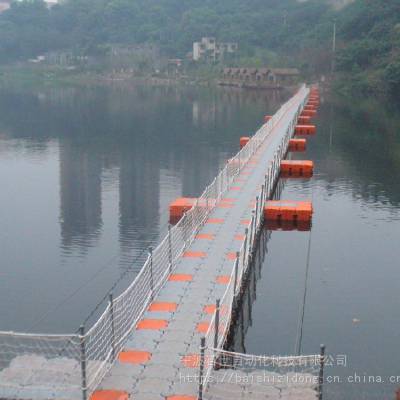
[280,160,313,177]
[265,220,311,231]
[298,115,311,124]
[170,197,196,223]
[264,201,313,222]
[264,115,272,123]
[295,125,316,136]
[240,136,250,149]
[304,105,317,111]
[288,138,306,152]
[301,109,317,118]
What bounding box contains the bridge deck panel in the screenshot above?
[98,92,305,399]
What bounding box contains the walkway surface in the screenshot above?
[95,92,312,400]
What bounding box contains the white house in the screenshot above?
[193,37,238,62]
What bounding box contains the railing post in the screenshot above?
[233,251,240,296]
[264,174,268,196]
[213,299,220,349]
[268,166,273,198]
[108,292,116,360]
[168,224,173,273]
[248,211,255,261]
[242,228,249,268]
[198,337,206,400]
[260,184,265,217]
[318,344,326,400]
[149,246,154,300]
[79,325,87,400]
[254,197,259,234]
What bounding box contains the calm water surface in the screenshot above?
[231,93,400,400]
[0,84,399,399]
[0,84,286,333]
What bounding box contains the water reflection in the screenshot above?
[0,83,287,332]
[233,92,400,400]
[59,142,103,254]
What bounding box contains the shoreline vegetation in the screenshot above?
[0,1,398,103]
[0,63,390,111]
[0,64,301,90]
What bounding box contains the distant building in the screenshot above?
[219,67,300,88]
[193,37,238,62]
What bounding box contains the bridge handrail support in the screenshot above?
[198,337,206,400]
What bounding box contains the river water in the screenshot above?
[0,84,399,399]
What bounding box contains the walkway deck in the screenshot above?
[94,88,312,400]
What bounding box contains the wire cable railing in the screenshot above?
[0,85,310,400]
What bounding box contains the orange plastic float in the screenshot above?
[264,201,313,222]
[195,233,215,240]
[288,138,306,152]
[295,125,316,136]
[304,105,317,111]
[240,136,250,149]
[90,390,129,400]
[168,274,193,282]
[216,275,230,284]
[280,160,314,178]
[169,197,196,223]
[196,322,210,333]
[118,350,152,364]
[298,115,311,124]
[301,109,317,118]
[136,319,168,330]
[183,251,206,258]
[265,220,311,231]
[149,302,178,312]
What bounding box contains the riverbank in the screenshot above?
[0,64,217,89]
[0,64,299,92]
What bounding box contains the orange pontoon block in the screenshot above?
[295,125,316,136]
[301,109,317,118]
[298,115,311,124]
[90,390,129,400]
[288,139,306,152]
[264,201,313,223]
[169,197,212,223]
[265,220,311,232]
[264,115,272,123]
[169,197,197,223]
[280,160,314,178]
[240,136,250,149]
[304,105,317,111]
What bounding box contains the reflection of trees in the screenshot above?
[0,84,284,257]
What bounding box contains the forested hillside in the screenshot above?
[334,1,400,98]
[0,0,333,62]
[0,0,399,99]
